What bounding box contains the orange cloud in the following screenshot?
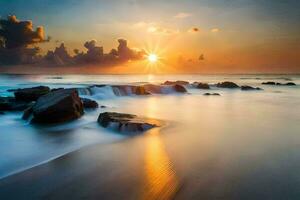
[211,28,220,33]
[174,12,192,19]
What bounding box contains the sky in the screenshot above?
[0,0,300,73]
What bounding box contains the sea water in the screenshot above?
[0,74,300,198]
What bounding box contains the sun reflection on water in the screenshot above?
[141,97,179,200]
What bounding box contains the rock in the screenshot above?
[262,81,276,85]
[134,86,151,95]
[163,80,189,85]
[0,97,33,111]
[98,112,159,133]
[173,84,187,93]
[32,89,84,124]
[217,81,239,88]
[51,88,64,92]
[285,82,296,86]
[262,82,296,86]
[14,86,50,102]
[204,93,220,96]
[196,83,210,89]
[22,106,33,120]
[81,98,98,109]
[241,85,262,91]
[100,105,107,108]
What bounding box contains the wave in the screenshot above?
[77,84,187,99]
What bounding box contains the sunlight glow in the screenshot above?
[148,54,158,63]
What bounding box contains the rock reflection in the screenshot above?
[142,129,179,200]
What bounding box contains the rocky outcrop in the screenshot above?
[32,89,84,124]
[163,80,189,85]
[241,85,262,91]
[216,81,239,88]
[0,97,33,111]
[14,86,50,102]
[81,98,98,109]
[204,93,220,96]
[196,83,210,89]
[98,112,159,133]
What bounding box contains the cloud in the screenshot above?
[133,21,179,35]
[0,15,145,67]
[199,54,204,60]
[45,39,145,66]
[188,27,200,33]
[0,15,48,49]
[211,28,220,33]
[147,25,179,35]
[0,15,49,65]
[174,12,192,19]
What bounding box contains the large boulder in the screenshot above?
[98,112,159,133]
[81,98,98,109]
[217,81,239,88]
[241,85,262,91]
[32,89,84,124]
[0,97,33,111]
[14,86,50,102]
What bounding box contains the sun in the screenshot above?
[148,54,158,63]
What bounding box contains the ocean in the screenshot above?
[0,74,299,199]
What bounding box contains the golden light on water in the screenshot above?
[141,97,179,200]
[142,129,179,200]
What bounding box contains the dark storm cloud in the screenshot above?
[0,15,48,49]
[0,15,49,65]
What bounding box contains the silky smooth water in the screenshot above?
[0,74,299,199]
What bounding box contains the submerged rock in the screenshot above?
[22,106,33,120]
[262,81,276,85]
[241,85,262,91]
[134,86,151,95]
[14,86,50,102]
[51,88,64,92]
[173,84,187,93]
[0,97,33,111]
[0,111,4,115]
[163,80,189,85]
[262,81,296,86]
[216,81,239,88]
[98,112,159,133]
[204,93,220,96]
[284,82,296,86]
[196,83,210,89]
[32,89,84,124]
[81,98,98,109]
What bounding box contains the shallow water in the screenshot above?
[0,74,300,199]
